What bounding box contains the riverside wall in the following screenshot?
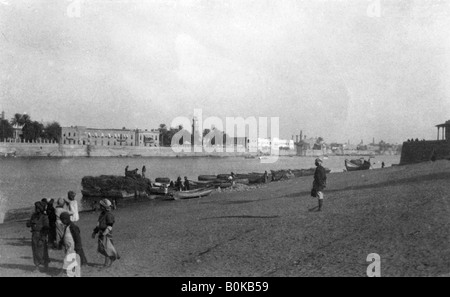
[400,140,450,165]
[0,142,262,158]
[0,142,399,158]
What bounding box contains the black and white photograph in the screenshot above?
[0,0,449,281]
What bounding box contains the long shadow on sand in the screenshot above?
[281,172,450,199]
[201,215,280,220]
[0,263,61,276]
[200,200,258,205]
[1,238,31,247]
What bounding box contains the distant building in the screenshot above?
[247,137,293,152]
[61,126,159,147]
[436,120,450,141]
[400,120,450,164]
[136,129,160,147]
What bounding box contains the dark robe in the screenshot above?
[313,165,327,192]
[26,212,50,267]
[68,223,88,266]
[184,180,190,191]
[46,204,57,244]
[94,211,119,260]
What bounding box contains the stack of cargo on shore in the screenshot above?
[81,175,152,199]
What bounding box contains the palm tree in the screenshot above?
[159,124,168,146]
[10,113,31,126]
[10,113,22,126]
[21,114,30,125]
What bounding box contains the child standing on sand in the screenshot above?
[67,191,79,222]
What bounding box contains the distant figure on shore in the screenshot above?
[125,167,139,179]
[26,201,50,272]
[263,171,269,183]
[46,199,57,248]
[142,166,146,179]
[92,199,119,268]
[382,162,385,169]
[60,212,88,267]
[67,191,79,222]
[184,176,190,191]
[311,158,327,212]
[431,150,437,162]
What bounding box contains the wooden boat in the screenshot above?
[155,177,171,184]
[271,170,295,181]
[236,174,266,184]
[233,178,250,185]
[345,159,371,171]
[81,189,135,199]
[198,175,218,181]
[149,186,171,196]
[173,188,214,200]
[217,174,232,180]
[213,181,233,188]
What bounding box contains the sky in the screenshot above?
[1,0,450,144]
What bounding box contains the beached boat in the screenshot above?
[149,186,171,196]
[155,177,171,184]
[173,188,214,200]
[233,178,250,185]
[217,174,232,180]
[271,170,295,181]
[345,159,371,171]
[198,175,218,181]
[213,181,233,188]
[81,189,135,199]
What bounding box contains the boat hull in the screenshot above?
[173,189,214,200]
[345,160,371,171]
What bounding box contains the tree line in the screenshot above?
[0,113,61,142]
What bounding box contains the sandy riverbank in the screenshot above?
[0,160,449,277]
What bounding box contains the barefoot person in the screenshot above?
[92,199,119,267]
[312,158,327,211]
[26,201,50,271]
[60,212,88,267]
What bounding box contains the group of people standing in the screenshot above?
[26,191,119,275]
[172,176,190,191]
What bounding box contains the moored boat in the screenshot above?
[198,175,218,181]
[173,188,214,200]
[81,189,135,199]
[345,158,371,171]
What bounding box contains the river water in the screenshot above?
[0,155,400,222]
